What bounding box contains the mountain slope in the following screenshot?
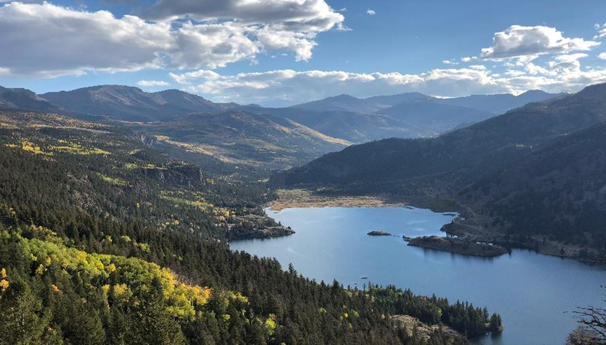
[0,86,62,113]
[292,94,381,113]
[274,83,606,194]
[127,110,351,174]
[41,85,231,121]
[276,110,431,142]
[1,85,351,176]
[247,107,432,142]
[364,92,432,108]
[289,91,560,136]
[376,100,494,134]
[459,122,606,247]
[438,90,561,114]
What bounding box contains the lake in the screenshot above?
[230,206,606,345]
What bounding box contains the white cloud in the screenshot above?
[0,2,172,77]
[172,68,508,106]
[170,70,221,84]
[146,0,345,62]
[469,65,487,70]
[599,52,606,60]
[338,7,347,12]
[547,53,587,71]
[596,23,606,38]
[443,59,458,65]
[0,67,9,75]
[171,21,261,69]
[170,59,606,106]
[137,80,170,87]
[256,27,317,61]
[0,1,344,77]
[504,70,526,77]
[481,25,599,60]
[366,9,376,15]
[146,0,344,33]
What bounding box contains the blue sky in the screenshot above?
[2,0,606,106]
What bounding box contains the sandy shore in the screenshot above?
[268,189,407,211]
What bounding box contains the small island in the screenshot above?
[406,236,508,257]
[367,230,392,236]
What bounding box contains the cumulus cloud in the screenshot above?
[146,0,343,29]
[256,27,317,61]
[170,59,606,106]
[145,0,345,61]
[170,70,221,84]
[366,9,376,15]
[599,52,606,60]
[0,2,172,77]
[596,23,606,38]
[171,21,261,69]
[171,68,508,106]
[481,25,599,60]
[547,53,587,71]
[137,80,170,87]
[0,1,344,77]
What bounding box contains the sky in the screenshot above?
[2,0,606,106]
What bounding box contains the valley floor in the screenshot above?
[268,189,406,211]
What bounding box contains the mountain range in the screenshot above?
[41,85,235,122]
[275,84,606,189]
[273,83,606,259]
[0,84,560,175]
[291,90,558,115]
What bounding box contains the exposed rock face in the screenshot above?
[392,315,465,344]
[140,163,203,187]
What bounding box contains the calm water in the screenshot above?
[230,207,606,345]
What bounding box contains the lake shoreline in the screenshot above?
[234,205,606,345]
[268,189,462,213]
[268,189,606,265]
[268,189,406,211]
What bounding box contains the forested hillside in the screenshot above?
[272,83,606,260]
[0,110,501,344]
[459,122,606,252]
[274,83,606,194]
[376,101,492,134]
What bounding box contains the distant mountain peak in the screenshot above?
[40,85,232,121]
[291,93,375,113]
[518,89,548,97]
[331,94,360,100]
